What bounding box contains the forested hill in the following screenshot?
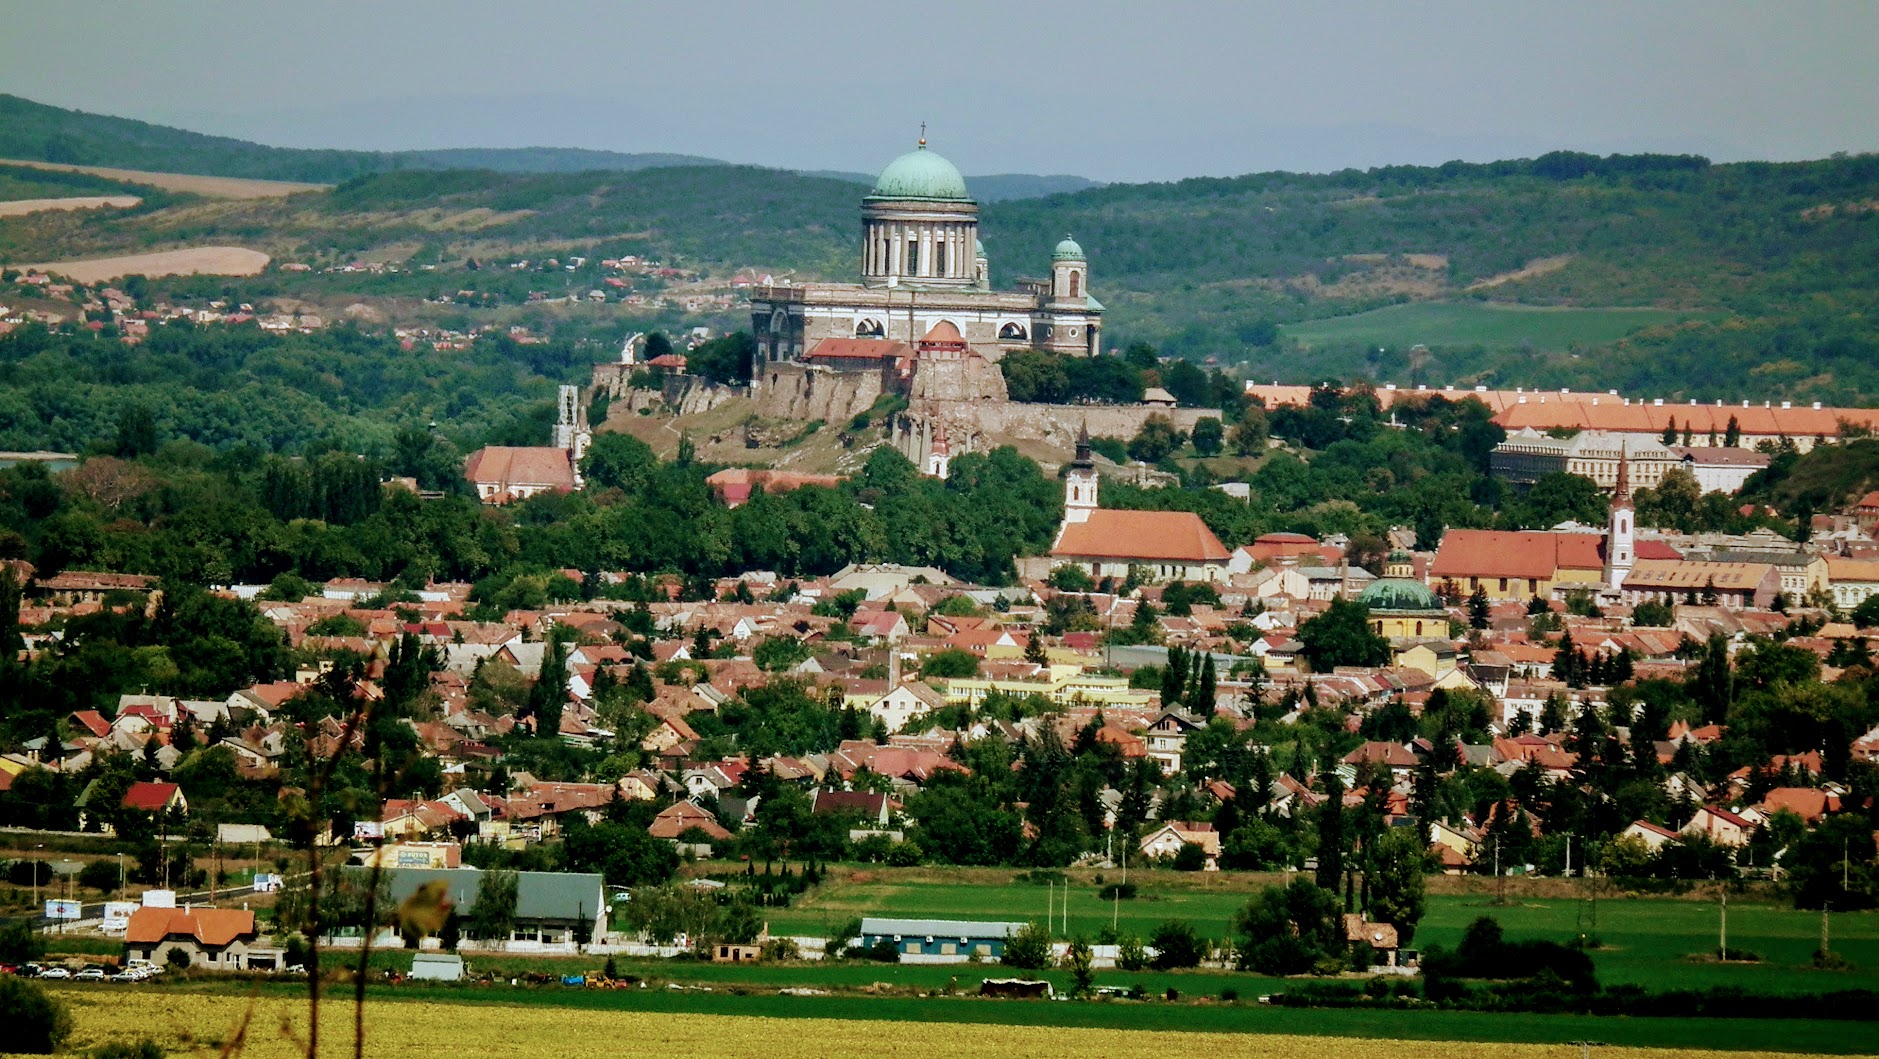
[0,94,726,182]
[0,95,1095,197]
[6,89,1879,401]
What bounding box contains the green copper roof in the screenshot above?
[975,238,986,257]
[870,144,972,202]
[1359,577,1443,613]
[1083,293,1105,311]
[1053,235,1086,261]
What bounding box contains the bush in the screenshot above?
[1117,934,1148,971]
[166,947,193,971]
[80,858,121,893]
[89,1041,163,1059]
[865,938,901,963]
[1171,842,1207,872]
[0,919,44,964]
[1097,882,1137,901]
[1001,921,1052,970]
[0,975,73,1053]
[1148,920,1205,970]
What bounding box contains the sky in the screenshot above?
[4,1,1876,183]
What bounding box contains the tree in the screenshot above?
[1852,594,1879,629]
[1688,633,1732,724]
[1363,826,1428,946]
[580,433,658,494]
[1001,921,1052,969]
[467,868,519,940]
[1190,417,1224,456]
[1047,565,1094,592]
[1234,878,1342,975]
[0,976,72,1054]
[1127,415,1185,463]
[1633,599,1674,627]
[529,636,568,738]
[919,648,980,679]
[1316,771,1346,892]
[1065,935,1096,997]
[1467,585,1490,630]
[1725,415,1742,447]
[1662,419,1678,446]
[1148,919,1205,969]
[1296,599,1390,671]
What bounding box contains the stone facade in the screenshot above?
[751,140,1104,389]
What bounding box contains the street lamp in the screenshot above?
[31,843,42,921]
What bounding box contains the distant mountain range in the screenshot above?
[0,94,1098,201]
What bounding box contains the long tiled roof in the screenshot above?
[1429,530,1604,581]
[1052,510,1230,564]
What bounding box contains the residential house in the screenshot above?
[1138,821,1221,870]
[379,867,607,950]
[124,906,266,969]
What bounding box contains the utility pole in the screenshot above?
[1565,835,1572,879]
[1821,901,1831,960]
[1718,878,1728,962]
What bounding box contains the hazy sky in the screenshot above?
[4,1,1876,182]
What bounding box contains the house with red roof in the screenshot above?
[463,446,578,504]
[124,906,264,969]
[1684,804,1754,846]
[1429,529,1606,601]
[122,781,187,815]
[1759,787,1840,824]
[647,801,731,842]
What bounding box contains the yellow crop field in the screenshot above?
[24,990,1864,1059]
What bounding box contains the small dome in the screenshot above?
[1359,577,1443,613]
[871,143,971,201]
[1052,235,1086,261]
[975,238,987,258]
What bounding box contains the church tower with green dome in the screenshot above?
[862,137,983,291]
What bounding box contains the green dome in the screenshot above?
[975,237,986,258]
[870,144,971,201]
[1359,577,1443,613]
[1052,235,1086,261]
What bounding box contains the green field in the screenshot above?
[760,869,1879,993]
[1283,301,1721,351]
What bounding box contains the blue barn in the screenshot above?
[858,917,1028,962]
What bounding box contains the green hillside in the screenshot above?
[5,92,1879,402]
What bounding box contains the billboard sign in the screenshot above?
[102,901,138,932]
[44,899,82,921]
[142,889,176,908]
[353,821,384,841]
[252,873,283,893]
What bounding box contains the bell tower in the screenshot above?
[1065,423,1099,513]
[1605,449,1636,590]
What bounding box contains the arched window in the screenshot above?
[855,319,884,338]
[998,322,1028,341]
[1069,271,1081,298]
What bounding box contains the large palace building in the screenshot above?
[749,137,1105,385]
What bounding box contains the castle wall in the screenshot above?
[757,363,886,424]
[892,401,1221,469]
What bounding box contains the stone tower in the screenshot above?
[1065,423,1099,512]
[1605,449,1636,590]
[1051,236,1088,303]
[924,421,952,480]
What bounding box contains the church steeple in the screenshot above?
[1065,422,1099,511]
[1606,447,1635,591]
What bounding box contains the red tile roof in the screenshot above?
[125,906,254,947]
[1429,530,1604,581]
[121,781,181,812]
[1052,510,1230,564]
[463,446,576,494]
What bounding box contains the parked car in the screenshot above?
[74,967,106,981]
[38,967,71,979]
[109,969,141,983]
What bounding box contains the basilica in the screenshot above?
[749,137,1106,384]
